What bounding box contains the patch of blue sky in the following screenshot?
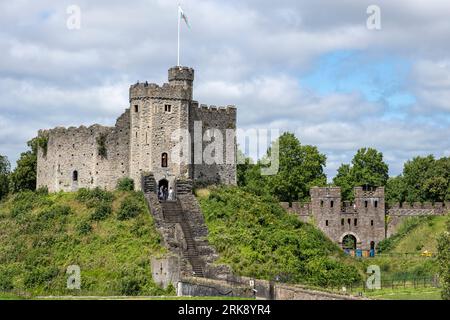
[300,49,416,119]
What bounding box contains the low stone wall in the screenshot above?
[177,277,253,298]
[177,277,366,300]
[274,284,366,300]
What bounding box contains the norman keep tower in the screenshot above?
[36,66,237,193]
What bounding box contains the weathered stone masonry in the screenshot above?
[37,66,237,192]
[282,186,449,250]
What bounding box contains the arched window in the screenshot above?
[330,200,334,208]
[161,153,168,168]
[73,170,78,182]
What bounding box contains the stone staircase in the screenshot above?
[160,200,204,277]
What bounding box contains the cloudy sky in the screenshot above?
[1,0,449,178]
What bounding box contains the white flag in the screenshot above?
[179,6,190,28]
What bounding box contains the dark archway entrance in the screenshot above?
[342,234,357,250]
[158,179,169,200]
[370,241,375,250]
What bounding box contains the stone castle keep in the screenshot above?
[36,66,237,193]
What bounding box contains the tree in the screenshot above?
[10,137,38,192]
[400,156,450,203]
[333,164,353,202]
[385,175,406,205]
[437,217,450,300]
[0,155,10,200]
[264,133,327,203]
[333,148,389,201]
[236,148,254,187]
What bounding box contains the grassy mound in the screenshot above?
[368,214,449,281]
[198,186,362,287]
[0,188,171,296]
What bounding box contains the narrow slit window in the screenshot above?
[365,201,368,208]
[374,201,378,208]
[341,218,344,226]
[330,200,334,208]
[72,171,78,182]
[320,200,324,207]
[371,220,374,226]
[325,220,329,226]
[354,219,358,226]
[161,153,168,168]
[164,104,172,112]
[134,105,139,112]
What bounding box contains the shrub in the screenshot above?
[116,178,135,191]
[76,187,114,208]
[117,196,144,221]
[0,271,13,291]
[90,202,112,221]
[38,205,72,221]
[77,220,92,235]
[24,267,59,288]
[36,186,49,195]
[119,276,142,296]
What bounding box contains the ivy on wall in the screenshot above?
[36,134,49,158]
[97,133,108,159]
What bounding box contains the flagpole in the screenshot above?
[177,5,180,67]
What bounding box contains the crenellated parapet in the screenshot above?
[387,201,449,216]
[129,82,192,101]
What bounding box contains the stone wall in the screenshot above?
[189,102,237,186]
[177,277,253,298]
[283,187,386,250]
[386,202,449,237]
[36,109,130,192]
[177,277,366,300]
[283,187,449,249]
[129,68,192,191]
[151,255,181,289]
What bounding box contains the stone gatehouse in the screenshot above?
[282,186,449,251]
[36,66,237,192]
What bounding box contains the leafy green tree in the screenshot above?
[236,133,327,203]
[10,137,38,192]
[386,175,406,205]
[0,155,10,201]
[264,132,327,203]
[400,156,450,203]
[437,218,450,300]
[236,148,254,187]
[332,164,353,202]
[333,148,389,201]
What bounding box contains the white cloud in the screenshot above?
[0,0,449,177]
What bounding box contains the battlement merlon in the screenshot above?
[168,66,194,86]
[190,101,237,114]
[129,66,194,102]
[354,186,385,198]
[310,187,341,199]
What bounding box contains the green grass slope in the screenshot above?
[0,188,171,297]
[363,214,449,282]
[197,186,362,287]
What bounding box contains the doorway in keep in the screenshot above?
[158,179,169,201]
[342,234,357,250]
